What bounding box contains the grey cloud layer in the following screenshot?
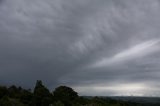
[0,0,160,96]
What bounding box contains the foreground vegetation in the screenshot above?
[0,80,159,106]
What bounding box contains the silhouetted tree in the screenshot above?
[32,80,52,106]
[0,96,12,106]
[20,89,33,105]
[52,101,64,106]
[0,96,26,106]
[8,85,22,98]
[53,86,78,106]
[0,86,8,99]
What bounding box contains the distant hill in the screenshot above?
[110,96,160,104]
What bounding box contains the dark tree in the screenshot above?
[32,80,52,106]
[0,96,13,106]
[20,89,33,105]
[8,85,20,98]
[0,86,8,99]
[53,86,78,106]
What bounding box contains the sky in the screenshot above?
[1,0,160,96]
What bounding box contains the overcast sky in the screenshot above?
[1,0,160,96]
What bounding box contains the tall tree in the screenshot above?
[32,80,52,106]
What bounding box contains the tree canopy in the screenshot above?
[53,86,78,106]
[0,80,158,106]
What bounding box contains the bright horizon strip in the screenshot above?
[91,39,160,68]
[74,83,160,97]
[74,83,148,96]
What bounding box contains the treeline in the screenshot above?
[0,80,159,106]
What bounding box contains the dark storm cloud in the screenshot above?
[0,0,103,87]
[1,0,160,96]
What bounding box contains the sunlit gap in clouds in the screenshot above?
[90,39,160,68]
[74,83,148,96]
